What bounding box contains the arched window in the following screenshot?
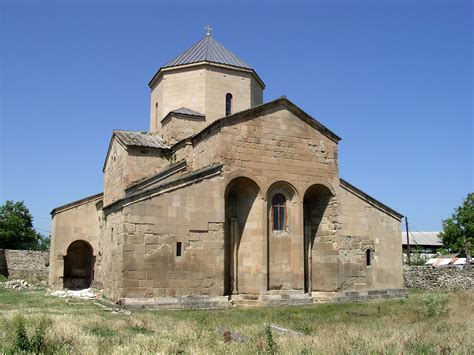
[272,193,286,231]
[366,249,372,266]
[225,93,233,116]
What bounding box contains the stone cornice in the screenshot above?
[125,159,187,193]
[103,163,222,215]
[51,193,103,217]
[148,61,265,90]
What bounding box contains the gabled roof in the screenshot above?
[163,35,252,70]
[114,130,169,149]
[51,192,103,216]
[174,96,342,147]
[340,178,403,220]
[102,130,170,172]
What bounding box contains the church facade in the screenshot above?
[49,33,405,307]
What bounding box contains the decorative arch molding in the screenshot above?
[302,181,335,199]
[222,172,265,198]
[265,180,300,203]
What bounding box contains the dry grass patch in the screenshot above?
[0,288,473,354]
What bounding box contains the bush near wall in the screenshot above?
[404,265,474,291]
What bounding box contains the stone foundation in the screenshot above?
[119,296,231,309]
[113,289,407,309]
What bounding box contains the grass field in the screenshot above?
[0,288,472,354]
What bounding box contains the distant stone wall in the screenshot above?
[0,249,49,281]
[404,265,474,291]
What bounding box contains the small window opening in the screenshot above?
[225,93,233,116]
[176,242,182,257]
[366,249,372,266]
[272,193,286,231]
[111,227,114,242]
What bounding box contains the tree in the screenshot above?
[439,193,474,262]
[0,200,43,250]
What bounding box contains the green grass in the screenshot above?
[0,288,472,354]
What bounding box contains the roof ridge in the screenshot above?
[204,35,211,60]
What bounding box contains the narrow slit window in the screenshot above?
[225,93,233,116]
[366,249,372,266]
[176,242,182,257]
[272,193,286,231]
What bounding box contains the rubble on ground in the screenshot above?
[50,288,97,300]
[1,279,34,290]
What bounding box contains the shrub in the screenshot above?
[13,315,30,352]
[12,315,51,353]
[420,294,448,318]
[264,323,278,355]
[410,252,430,266]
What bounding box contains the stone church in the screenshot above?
[49,31,405,307]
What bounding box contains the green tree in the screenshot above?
[439,193,473,261]
[0,200,43,250]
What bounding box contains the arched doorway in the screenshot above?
[224,177,261,296]
[303,185,333,293]
[63,240,95,290]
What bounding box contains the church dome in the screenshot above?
[162,34,252,70]
[148,29,265,133]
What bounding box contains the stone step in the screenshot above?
[264,289,306,296]
[232,293,314,307]
[231,298,261,308]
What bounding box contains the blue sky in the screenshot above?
[1,0,472,235]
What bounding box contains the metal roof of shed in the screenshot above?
[163,35,252,69]
[401,232,442,247]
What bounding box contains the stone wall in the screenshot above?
[404,265,474,291]
[0,249,49,281]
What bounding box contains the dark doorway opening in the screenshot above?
[63,240,95,290]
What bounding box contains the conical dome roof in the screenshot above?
[162,35,252,70]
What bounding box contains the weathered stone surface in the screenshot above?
[0,249,49,281]
[403,265,474,291]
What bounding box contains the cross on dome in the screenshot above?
[205,24,213,36]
